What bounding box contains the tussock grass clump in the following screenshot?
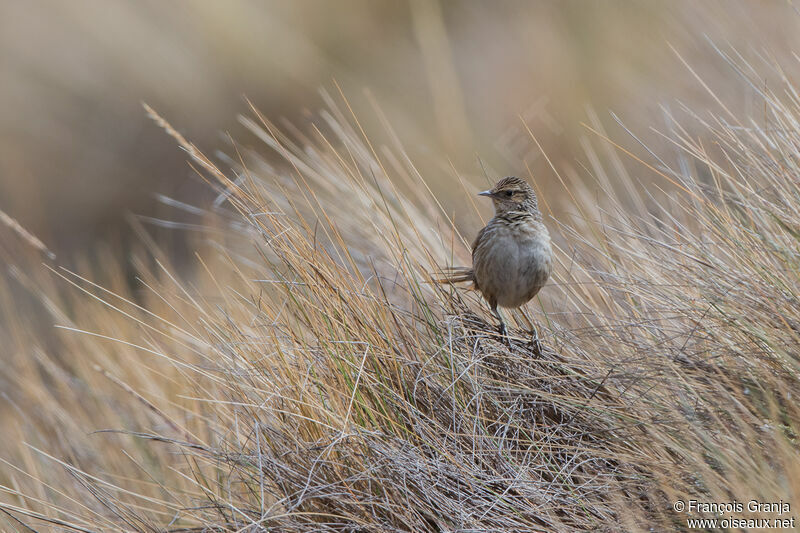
[2,64,800,531]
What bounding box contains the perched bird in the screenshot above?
[442,176,552,338]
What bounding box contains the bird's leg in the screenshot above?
[529,322,543,355]
[518,307,543,354]
[491,305,509,341]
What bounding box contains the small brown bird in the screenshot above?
[443,176,552,338]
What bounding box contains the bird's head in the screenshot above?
[479,176,539,215]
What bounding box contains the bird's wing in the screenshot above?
[471,223,491,257]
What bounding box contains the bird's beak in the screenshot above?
[478,190,493,197]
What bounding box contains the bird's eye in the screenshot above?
[504,190,514,197]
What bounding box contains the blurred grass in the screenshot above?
[2,0,799,251]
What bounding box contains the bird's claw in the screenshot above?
[496,322,512,346]
[529,331,543,355]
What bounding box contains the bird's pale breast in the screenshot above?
[473,215,552,309]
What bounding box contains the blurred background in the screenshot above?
[0,0,798,255]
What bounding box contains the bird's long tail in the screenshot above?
[431,266,475,284]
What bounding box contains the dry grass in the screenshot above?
[1,55,800,532]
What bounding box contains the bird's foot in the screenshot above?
[529,330,543,355]
[497,322,508,337]
[496,322,511,346]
